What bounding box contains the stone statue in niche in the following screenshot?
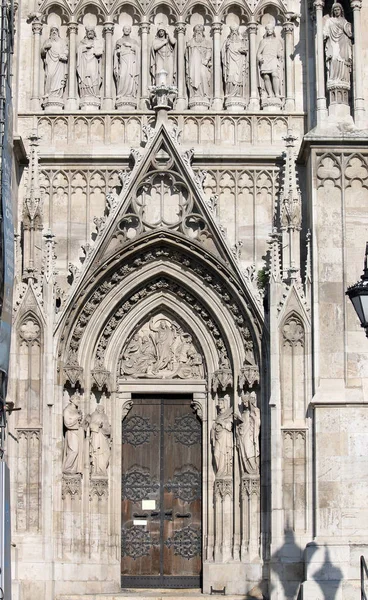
[257,24,283,109]
[186,24,212,110]
[85,404,111,478]
[77,26,104,110]
[211,394,234,477]
[323,2,352,108]
[120,314,204,379]
[114,26,140,109]
[221,25,249,110]
[150,27,176,86]
[41,26,68,111]
[236,391,260,476]
[62,391,85,475]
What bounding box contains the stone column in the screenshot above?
[66,20,78,111]
[30,17,43,110]
[211,19,223,111]
[247,21,259,111]
[313,0,328,124]
[175,19,187,110]
[102,20,114,110]
[283,16,295,111]
[140,18,150,109]
[351,0,365,126]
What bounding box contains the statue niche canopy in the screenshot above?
[119,313,205,380]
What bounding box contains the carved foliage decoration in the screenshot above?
[62,473,82,500]
[119,314,204,380]
[89,478,108,500]
[165,525,201,560]
[241,476,260,498]
[19,318,41,345]
[214,478,233,499]
[122,465,159,503]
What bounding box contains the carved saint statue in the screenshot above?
[62,391,85,475]
[221,25,248,100]
[323,3,352,91]
[86,405,111,478]
[114,26,140,104]
[150,28,176,85]
[41,27,68,107]
[236,391,260,476]
[185,25,212,103]
[77,26,103,104]
[211,394,234,477]
[257,24,283,106]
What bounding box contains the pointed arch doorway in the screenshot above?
[121,392,203,588]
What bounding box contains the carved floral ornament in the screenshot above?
[282,315,305,347]
[19,318,41,344]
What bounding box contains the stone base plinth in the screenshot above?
[43,97,64,112]
[225,97,247,112]
[116,96,137,111]
[189,97,210,111]
[202,561,263,595]
[80,96,101,111]
[261,96,282,111]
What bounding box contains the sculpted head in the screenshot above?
[193,24,204,40]
[95,405,104,414]
[123,25,131,35]
[157,28,167,38]
[331,2,344,17]
[264,24,275,37]
[85,25,96,39]
[229,24,239,37]
[50,26,59,39]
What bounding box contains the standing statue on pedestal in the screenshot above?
[77,26,103,109]
[86,405,111,478]
[257,24,283,109]
[62,391,85,475]
[221,25,248,110]
[323,2,352,109]
[150,28,176,86]
[114,26,140,109]
[41,27,68,111]
[211,394,234,477]
[236,391,260,476]
[186,24,212,110]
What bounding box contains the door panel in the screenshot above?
[121,396,202,588]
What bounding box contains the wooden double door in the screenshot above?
[121,396,202,588]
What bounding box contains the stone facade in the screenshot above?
[6,0,368,598]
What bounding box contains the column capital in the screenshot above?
[103,21,114,35]
[211,20,222,34]
[175,20,186,34]
[351,0,362,10]
[247,21,258,35]
[313,0,324,11]
[140,19,150,34]
[31,19,43,34]
[67,20,78,35]
[283,21,295,33]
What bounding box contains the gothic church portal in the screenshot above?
[8,0,368,597]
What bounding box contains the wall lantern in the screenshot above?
[346,242,368,337]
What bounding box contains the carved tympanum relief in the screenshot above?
[119,314,204,379]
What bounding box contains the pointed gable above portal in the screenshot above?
[77,123,236,275]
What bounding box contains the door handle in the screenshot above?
[175,512,192,519]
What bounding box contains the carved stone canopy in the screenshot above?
[119,312,205,380]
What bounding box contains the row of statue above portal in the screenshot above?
[41,22,285,111]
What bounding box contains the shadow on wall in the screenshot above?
[268,529,343,600]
